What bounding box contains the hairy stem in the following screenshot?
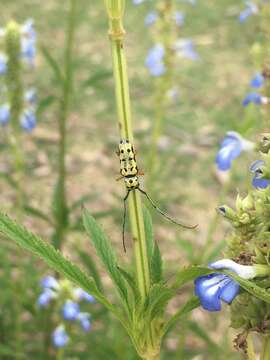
[107,10,150,300]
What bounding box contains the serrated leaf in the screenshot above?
[150,242,162,284]
[146,284,174,320]
[82,208,129,306]
[171,266,212,290]
[41,46,64,84]
[143,207,154,260]
[163,296,200,335]
[23,205,53,225]
[77,248,103,292]
[0,212,116,314]
[117,266,141,303]
[224,270,270,304]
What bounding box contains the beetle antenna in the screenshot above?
[137,188,198,229]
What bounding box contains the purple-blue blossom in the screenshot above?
[0,53,6,75]
[242,92,269,107]
[37,288,56,308]
[145,44,166,77]
[21,19,36,67]
[250,160,270,189]
[250,72,264,88]
[174,11,185,27]
[174,39,199,61]
[133,0,145,4]
[52,325,69,348]
[145,11,158,26]
[62,300,80,321]
[216,131,254,171]
[40,276,59,290]
[194,259,256,312]
[21,109,36,132]
[239,1,258,23]
[0,104,10,125]
[78,313,91,332]
[73,288,95,303]
[25,89,37,105]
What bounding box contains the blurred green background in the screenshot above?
[0,0,265,358]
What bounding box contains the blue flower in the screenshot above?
[174,39,199,61]
[37,288,56,308]
[41,276,59,290]
[239,1,258,23]
[242,92,264,106]
[145,11,158,26]
[20,109,36,132]
[133,0,145,4]
[0,53,7,75]
[21,19,36,67]
[73,288,95,303]
[62,300,80,321]
[174,11,185,27]
[25,89,37,106]
[194,259,256,312]
[0,104,10,125]
[145,44,166,77]
[216,131,254,171]
[52,325,69,348]
[78,313,91,332]
[250,160,270,189]
[250,72,264,88]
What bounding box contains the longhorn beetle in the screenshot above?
[117,139,197,252]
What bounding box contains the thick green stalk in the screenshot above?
[261,335,270,360]
[105,2,150,300]
[246,333,256,360]
[53,0,76,249]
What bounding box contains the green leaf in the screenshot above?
[81,69,112,88]
[224,270,270,304]
[146,284,174,320]
[36,95,56,116]
[163,296,200,335]
[143,207,154,260]
[117,266,141,303]
[77,248,103,292]
[82,208,128,305]
[150,242,162,284]
[171,266,212,290]
[41,46,64,84]
[23,205,53,225]
[0,212,116,314]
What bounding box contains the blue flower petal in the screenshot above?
[37,289,55,307]
[252,176,270,189]
[145,12,158,26]
[0,104,10,125]
[219,280,240,304]
[52,326,69,348]
[195,273,239,312]
[62,300,80,321]
[250,73,264,88]
[216,141,242,171]
[242,92,262,106]
[21,109,36,132]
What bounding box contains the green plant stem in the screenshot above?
[246,333,256,360]
[261,335,270,360]
[53,0,76,249]
[108,15,150,300]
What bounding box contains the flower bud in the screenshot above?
[217,205,237,221]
